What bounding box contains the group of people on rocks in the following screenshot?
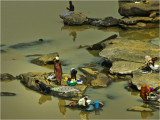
[35,55,77,93]
[140,55,159,102]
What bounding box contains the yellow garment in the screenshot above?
[64,77,68,82]
[145,1,149,4]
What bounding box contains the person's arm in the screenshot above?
[60,62,62,75]
[37,83,43,92]
[146,87,151,96]
[54,63,56,74]
[66,7,70,11]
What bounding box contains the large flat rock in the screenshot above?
[91,73,111,87]
[119,1,160,17]
[31,52,59,65]
[99,38,159,63]
[131,72,160,90]
[110,61,143,74]
[17,72,87,100]
[127,106,153,112]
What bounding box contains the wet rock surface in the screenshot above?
[131,72,160,90]
[91,73,111,87]
[1,49,7,53]
[79,67,112,87]
[88,36,159,90]
[119,17,159,29]
[25,54,43,57]
[9,40,53,49]
[16,72,87,100]
[0,73,15,81]
[99,38,159,63]
[110,61,143,75]
[31,52,59,65]
[118,1,160,17]
[127,106,153,112]
[61,1,159,29]
[63,12,88,26]
[87,34,118,50]
[89,17,119,27]
[0,92,16,96]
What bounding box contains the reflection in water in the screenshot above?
[39,95,52,105]
[79,111,90,120]
[58,98,66,118]
[61,25,93,41]
[141,112,154,119]
[131,91,140,96]
[119,28,159,42]
[140,104,154,119]
[69,31,77,42]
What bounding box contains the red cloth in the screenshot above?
[54,62,62,82]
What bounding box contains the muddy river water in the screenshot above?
[1,1,159,119]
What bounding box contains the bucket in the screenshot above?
[93,101,99,108]
[86,100,91,105]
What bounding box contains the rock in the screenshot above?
[84,62,97,67]
[149,11,157,18]
[79,67,99,77]
[89,17,119,27]
[124,86,134,92]
[31,52,59,65]
[17,72,87,100]
[1,49,7,53]
[120,22,159,29]
[100,17,119,27]
[120,17,153,25]
[91,73,111,87]
[39,39,44,42]
[85,18,102,26]
[87,34,118,50]
[131,72,159,90]
[152,16,160,22]
[25,54,43,57]
[0,92,16,96]
[106,95,116,100]
[0,44,6,47]
[79,44,89,48]
[127,106,153,112]
[0,73,15,81]
[99,38,159,63]
[9,40,53,49]
[118,1,160,17]
[63,12,88,26]
[119,16,159,29]
[110,61,143,74]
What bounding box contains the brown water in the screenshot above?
[1,1,159,119]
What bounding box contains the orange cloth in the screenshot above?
[140,85,150,101]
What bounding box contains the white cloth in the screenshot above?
[78,98,86,106]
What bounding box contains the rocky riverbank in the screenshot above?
[16,72,87,101]
[86,34,160,90]
[61,0,159,29]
